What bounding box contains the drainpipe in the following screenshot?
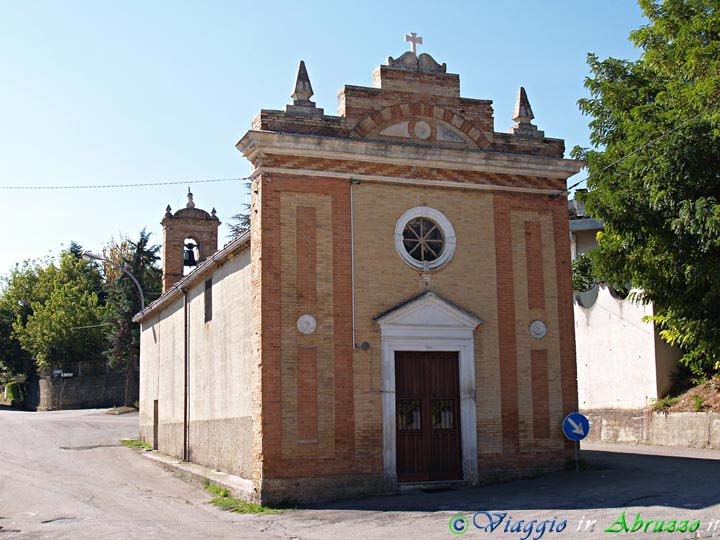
[182,288,189,462]
[350,178,359,349]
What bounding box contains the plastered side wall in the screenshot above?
[575,285,668,409]
[139,247,255,478]
[572,229,597,257]
[139,295,185,459]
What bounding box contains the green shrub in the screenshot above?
[650,395,678,413]
[691,395,706,411]
[5,381,25,404]
[572,254,596,292]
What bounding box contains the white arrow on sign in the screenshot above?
[567,417,585,435]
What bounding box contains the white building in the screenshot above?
[570,194,680,410]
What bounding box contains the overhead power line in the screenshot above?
[0,176,251,191]
[0,110,708,194]
[70,322,114,330]
[555,110,707,197]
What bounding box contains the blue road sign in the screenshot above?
[562,412,589,441]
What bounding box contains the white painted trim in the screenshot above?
[377,293,480,486]
[394,206,456,271]
[251,166,562,196]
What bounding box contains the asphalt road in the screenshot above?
[2,407,720,539]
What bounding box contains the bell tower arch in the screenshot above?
[161,189,220,293]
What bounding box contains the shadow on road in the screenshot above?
[0,404,19,412]
[305,448,720,512]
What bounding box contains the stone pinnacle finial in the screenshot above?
[186,187,195,208]
[291,60,314,104]
[165,205,172,218]
[510,87,544,139]
[512,87,534,124]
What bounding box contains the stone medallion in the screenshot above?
[413,120,432,139]
[297,314,317,335]
[529,319,547,339]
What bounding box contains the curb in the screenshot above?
[142,451,257,502]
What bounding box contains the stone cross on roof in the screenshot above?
[404,32,423,55]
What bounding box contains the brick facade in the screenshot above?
[138,50,583,505]
[238,52,582,501]
[161,193,220,293]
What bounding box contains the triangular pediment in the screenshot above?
[374,118,470,145]
[374,291,482,329]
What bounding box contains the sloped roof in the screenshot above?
[132,231,250,323]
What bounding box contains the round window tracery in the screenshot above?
[402,217,445,263]
[394,206,456,271]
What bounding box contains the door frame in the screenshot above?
[375,292,481,487]
[395,351,463,482]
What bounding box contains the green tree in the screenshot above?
[12,248,107,369]
[0,260,44,377]
[17,282,106,368]
[572,254,596,292]
[228,182,252,239]
[577,0,720,379]
[104,230,161,407]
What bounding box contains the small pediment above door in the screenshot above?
[374,291,482,331]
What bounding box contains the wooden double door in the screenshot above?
[395,351,462,482]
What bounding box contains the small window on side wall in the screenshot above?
[204,278,213,323]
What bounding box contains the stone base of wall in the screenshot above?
[141,417,255,478]
[28,373,127,411]
[188,417,254,478]
[477,451,570,483]
[260,473,386,505]
[584,409,720,449]
[140,420,571,505]
[260,451,570,505]
[155,421,185,461]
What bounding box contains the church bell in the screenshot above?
[183,242,198,267]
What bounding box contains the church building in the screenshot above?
[134,43,583,503]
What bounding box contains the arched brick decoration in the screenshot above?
[350,103,490,148]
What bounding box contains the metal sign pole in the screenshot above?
[575,440,579,472]
[563,412,589,473]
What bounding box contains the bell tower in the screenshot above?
[161,189,221,293]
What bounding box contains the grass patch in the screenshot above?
[692,395,706,411]
[650,395,679,413]
[203,480,281,514]
[121,438,151,450]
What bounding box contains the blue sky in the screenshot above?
[0,1,646,272]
